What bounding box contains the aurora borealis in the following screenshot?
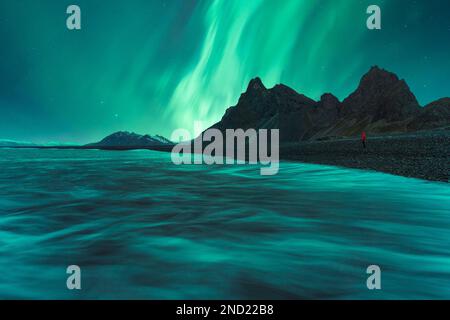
[0,0,449,143]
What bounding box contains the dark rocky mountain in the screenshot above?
[211,77,317,142]
[340,66,420,121]
[206,66,450,142]
[407,98,450,131]
[87,131,172,147]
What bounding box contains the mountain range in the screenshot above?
[2,66,448,149]
[207,66,450,142]
[85,131,172,147]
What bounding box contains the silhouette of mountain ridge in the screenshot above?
[207,66,449,142]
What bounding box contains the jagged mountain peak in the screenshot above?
[367,65,396,76]
[246,77,266,93]
[358,66,404,91]
[341,66,420,121]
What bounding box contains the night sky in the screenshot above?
[0,0,449,143]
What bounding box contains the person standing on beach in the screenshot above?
[361,131,367,149]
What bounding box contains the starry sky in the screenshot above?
[0,0,449,143]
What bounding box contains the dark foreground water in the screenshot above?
[0,149,449,299]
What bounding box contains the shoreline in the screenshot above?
[280,131,450,183]
[1,131,449,183]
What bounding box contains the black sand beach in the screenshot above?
[281,130,450,183]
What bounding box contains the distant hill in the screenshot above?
[0,140,79,147]
[206,66,450,142]
[0,139,37,147]
[86,131,172,147]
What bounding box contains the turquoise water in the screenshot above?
[0,149,449,299]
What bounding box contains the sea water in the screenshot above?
[0,149,449,299]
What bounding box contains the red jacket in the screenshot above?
[361,131,367,141]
